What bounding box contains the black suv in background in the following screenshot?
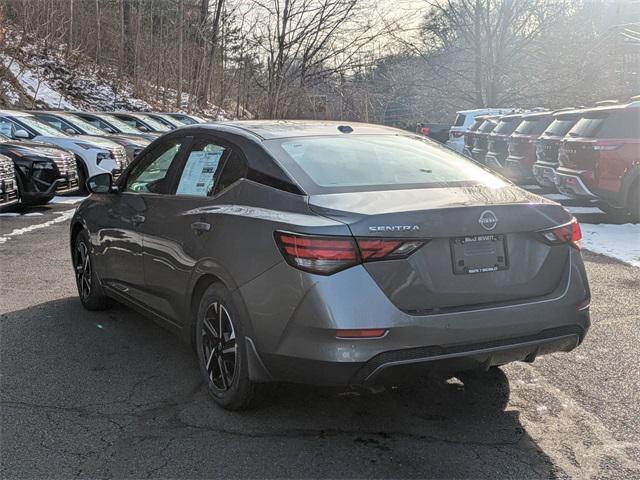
[0,153,19,211]
[505,112,554,182]
[0,132,79,205]
[533,109,584,188]
[471,117,499,163]
[462,116,485,157]
[485,114,523,172]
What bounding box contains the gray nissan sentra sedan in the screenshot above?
[70,121,591,410]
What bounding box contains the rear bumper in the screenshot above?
[239,252,591,387]
[532,162,557,188]
[555,170,597,198]
[504,156,535,182]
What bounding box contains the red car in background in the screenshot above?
[555,102,640,221]
[505,112,554,182]
[533,109,585,188]
[485,114,523,173]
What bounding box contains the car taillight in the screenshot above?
[421,127,430,136]
[451,131,464,138]
[274,231,425,275]
[539,219,582,250]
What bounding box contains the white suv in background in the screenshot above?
[446,108,516,153]
[0,110,128,190]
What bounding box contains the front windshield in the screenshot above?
[59,113,107,136]
[138,115,171,132]
[18,116,68,137]
[270,135,506,193]
[97,114,142,134]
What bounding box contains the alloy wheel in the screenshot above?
[74,242,92,300]
[201,302,237,391]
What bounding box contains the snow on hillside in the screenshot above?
[0,28,231,119]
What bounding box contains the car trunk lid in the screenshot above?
[309,185,573,312]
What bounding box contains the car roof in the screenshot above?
[496,113,523,121]
[521,111,553,120]
[185,120,404,140]
[0,110,33,117]
[579,102,640,116]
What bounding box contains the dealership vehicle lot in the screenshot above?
[1,190,639,478]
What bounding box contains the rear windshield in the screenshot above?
[597,110,639,139]
[268,135,506,193]
[515,116,553,135]
[493,118,521,135]
[568,114,606,138]
[453,114,466,127]
[542,117,579,137]
[478,120,497,133]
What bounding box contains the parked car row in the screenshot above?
[0,110,206,210]
[453,99,640,222]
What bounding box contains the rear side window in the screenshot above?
[543,117,579,137]
[478,120,497,133]
[493,118,521,135]
[468,119,484,131]
[598,110,640,139]
[454,114,466,127]
[568,115,606,138]
[515,116,553,135]
[269,135,506,192]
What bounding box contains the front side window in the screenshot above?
[13,116,65,137]
[0,117,21,138]
[124,140,183,194]
[270,135,506,192]
[176,140,226,197]
[37,115,79,134]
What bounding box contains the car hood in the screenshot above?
[35,135,121,150]
[0,139,70,158]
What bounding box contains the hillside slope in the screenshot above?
[0,28,231,119]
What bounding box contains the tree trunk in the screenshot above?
[176,0,184,109]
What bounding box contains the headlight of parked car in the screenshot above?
[96,151,112,164]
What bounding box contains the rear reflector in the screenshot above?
[540,219,582,250]
[336,329,387,339]
[275,231,425,275]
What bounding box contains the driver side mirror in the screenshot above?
[138,125,150,132]
[64,128,77,135]
[104,127,116,134]
[14,129,30,139]
[87,173,117,194]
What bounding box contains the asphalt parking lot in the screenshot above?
[1,195,639,479]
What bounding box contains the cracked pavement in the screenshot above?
[1,204,639,479]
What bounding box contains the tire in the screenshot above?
[195,283,256,410]
[628,184,639,223]
[76,157,88,195]
[598,201,631,223]
[73,230,111,311]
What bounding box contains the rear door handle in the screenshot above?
[131,214,146,225]
[191,221,211,234]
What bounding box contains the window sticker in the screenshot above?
[176,149,223,196]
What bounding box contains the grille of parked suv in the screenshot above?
[51,153,75,176]
[110,147,128,178]
[0,156,16,182]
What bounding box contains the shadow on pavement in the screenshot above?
[1,297,560,479]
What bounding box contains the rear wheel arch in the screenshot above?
[70,222,85,255]
[188,274,225,345]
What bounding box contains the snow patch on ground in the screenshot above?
[0,209,75,244]
[50,196,86,205]
[1,55,77,109]
[566,206,603,214]
[582,223,640,267]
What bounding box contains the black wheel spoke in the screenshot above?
[201,300,237,392]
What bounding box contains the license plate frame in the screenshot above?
[450,234,508,275]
